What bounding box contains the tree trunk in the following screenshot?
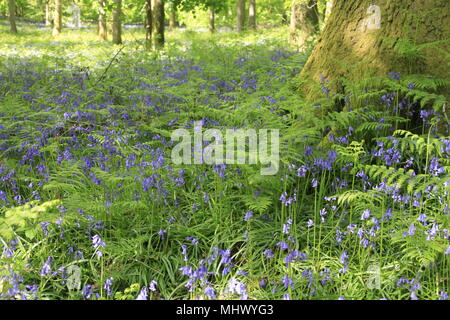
[152,0,165,49]
[248,0,256,30]
[52,0,62,36]
[112,0,122,45]
[169,1,178,30]
[324,0,333,23]
[299,0,450,100]
[145,0,152,48]
[45,1,51,26]
[8,0,17,33]
[237,0,245,32]
[98,0,107,41]
[289,0,319,48]
[209,6,215,33]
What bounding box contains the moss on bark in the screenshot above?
[299,0,450,101]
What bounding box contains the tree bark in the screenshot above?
[112,0,122,45]
[169,1,178,30]
[8,0,17,33]
[324,0,333,23]
[209,6,215,33]
[248,0,256,30]
[45,1,51,26]
[152,0,165,49]
[299,0,450,100]
[145,0,152,48]
[52,0,62,36]
[289,0,319,48]
[98,0,107,41]
[237,0,246,32]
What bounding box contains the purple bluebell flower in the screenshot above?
[361,209,371,220]
[104,277,113,297]
[82,285,93,299]
[136,287,148,300]
[263,248,274,258]
[158,229,167,240]
[244,210,253,221]
[40,256,52,277]
[149,280,157,292]
[204,286,215,299]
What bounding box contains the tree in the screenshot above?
[152,0,165,49]
[52,0,62,36]
[112,0,122,44]
[248,0,256,29]
[45,0,52,26]
[98,0,107,41]
[208,6,215,32]
[324,0,332,23]
[169,1,178,30]
[145,0,152,47]
[8,0,18,33]
[237,0,245,32]
[299,0,450,100]
[289,0,319,48]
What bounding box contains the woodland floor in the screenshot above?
[0,22,449,300]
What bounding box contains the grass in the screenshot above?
[0,21,449,300]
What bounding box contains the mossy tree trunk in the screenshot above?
[52,0,62,36]
[98,0,107,41]
[112,0,122,44]
[299,0,450,100]
[248,0,256,30]
[8,0,17,33]
[324,0,333,22]
[289,0,319,48]
[237,0,246,32]
[152,0,165,49]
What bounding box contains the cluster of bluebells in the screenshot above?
[1,36,449,302]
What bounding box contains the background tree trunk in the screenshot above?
[299,0,450,100]
[152,0,165,49]
[98,0,107,41]
[289,0,319,48]
[237,0,246,32]
[8,0,18,33]
[209,6,215,33]
[169,1,178,30]
[248,0,256,30]
[45,1,51,26]
[112,0,122,45]
[145,0,152,48]
[52,0,62,36]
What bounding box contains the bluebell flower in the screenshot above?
[104,277,113,297]
[204,286,215,299]
[263,248,274,258]
[82,285,93,299]
[158,229,167,240]
[244,210,253,221]
[136,287,148,300]
[40,256,52,277]
[283,274,293,289]
[361,209,371,220]
[149,280,157,292]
